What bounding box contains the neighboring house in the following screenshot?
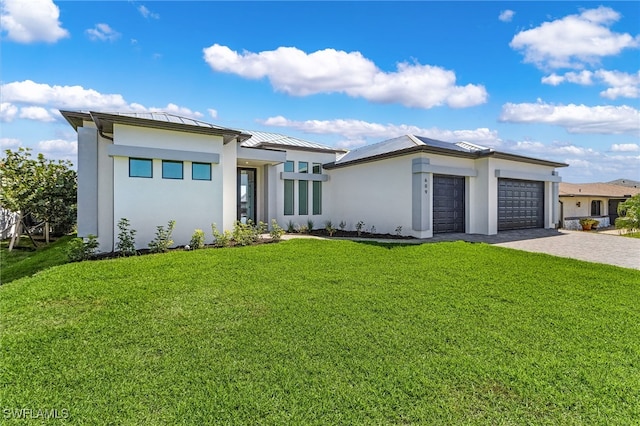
[61,111,568,252]
[559,182,640,230]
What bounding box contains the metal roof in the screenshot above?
[326,134,567,169]
[240,130,346,153]
[60,110,252,143]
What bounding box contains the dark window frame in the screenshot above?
[129,158,153,178]
[162,160,184,180]
[192,162,212,181]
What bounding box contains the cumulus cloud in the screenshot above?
[208,109,218,119]
[19,106,56,122]
[0,0,68,43]
[0,80,205,121]
[499,100,640,135]
[499,10,515,23]
[611,143,639,152]
[138,5,159,19]
[86,23,120,42]
[203,44,487,109]
[0,137,21,149]
[0,102,19,122]
[260,116,501,147]
[38,139,77,155]
[542,69,639,99]
[510,6,639,70]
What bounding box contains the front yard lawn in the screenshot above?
[1,239,639,424]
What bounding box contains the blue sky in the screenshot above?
[1,1,639,183]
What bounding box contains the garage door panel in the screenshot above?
[498,179,544,230]
[433,175,465,233]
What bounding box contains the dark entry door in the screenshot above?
[237,168,256,224]
[433,175,465,233]
[498,179,544,230]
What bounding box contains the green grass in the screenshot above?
[622,231,640,238]
[1,239,639,424]
[0,235,73,284]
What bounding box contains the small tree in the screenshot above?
[148,220,176,253]
[1,148,77,248]
[116,218,137,256]
[616,194,640,233]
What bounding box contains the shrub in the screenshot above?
[356,221,365,237]
[66,234,99,262]
[286,220,296,233]
[211,223,231,248]
[306,219,314,233]
[325,220,336,237]
[232,220,260,246]
[370,225,376,234]
[190,229,206,249]
[339,220,347,231]
[616,194,640,233]
[116,218,137,256]
[270,219,285,241]
[148,220,176,253]
[395,226,403,236]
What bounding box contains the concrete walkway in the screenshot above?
[282,229,640,270]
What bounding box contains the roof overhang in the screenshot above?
[59,110,252,144]
[323,145,568,170]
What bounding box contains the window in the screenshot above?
[129,158,152,178]
[299,181,308,215]
[312,163,322,214]
[313,181,322,215]
[591,200,602,216]
[284,161,294,173]
[192,162,211,180]
[298,161,308,173]
[284,180,294,215]
[162,160,183,179]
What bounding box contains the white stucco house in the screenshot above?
[61,111,567,252]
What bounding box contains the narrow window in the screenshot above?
[284,180,294,215]
[192,162,211,181]
[591,200,601,216]
[313,181,322,215]
[284,160,294,173]
[299,180,308,215]
[129,158,152,178]
[312,163,322,215]
[298,161,308,174]
[162,160,183,179]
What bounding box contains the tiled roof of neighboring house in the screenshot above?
[607,178,640,188]
[560,182,640,198]
[325,135,566,169]
[240,130,346,153]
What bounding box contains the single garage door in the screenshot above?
[498,179,544,230]
[433,175,465,233]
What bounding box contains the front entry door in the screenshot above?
[238,168,256,224]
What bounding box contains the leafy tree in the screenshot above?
[1,148,77,246]
[615,194,640,233]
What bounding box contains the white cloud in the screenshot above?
[499,100,640,135]
[203,44,487,109]
[510,6,639,70]
[0,102,19,122]
[499,10,515,23]
[208,109,218,119]
[542,69,639,99]
[18,106,56,122]
[261,116,501,147]
[0,137,21,149]
[86,23,120,42]
[138,5,159,19]
[0,80,205,121]
[611,143,640,152]
[38,139,77,155]
[0,0,68,43]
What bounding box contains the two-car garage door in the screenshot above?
[498,179,544,230]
